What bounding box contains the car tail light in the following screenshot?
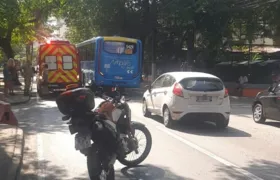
[173,83,183,97]
[224,88,229,98]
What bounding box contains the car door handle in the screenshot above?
[164,91,167,95]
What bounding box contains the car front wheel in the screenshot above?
[253,103,266,123]
[143,99,151,117]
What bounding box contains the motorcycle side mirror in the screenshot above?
[62,115,71,121]
[125,98,131,102]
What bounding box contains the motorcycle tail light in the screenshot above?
[79,95,86,99]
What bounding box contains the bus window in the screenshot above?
[103,41,137,55]
[45,56,57,70]
[79,47,87,61]
[63,56,73,70]
[86,44,94,61]
[92,42,96,60]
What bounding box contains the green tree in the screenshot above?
[0,0,67,58]
[60,0,280,66]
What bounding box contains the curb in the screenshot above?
[6,126,24,180]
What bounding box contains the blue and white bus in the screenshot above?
[76,36,142,89]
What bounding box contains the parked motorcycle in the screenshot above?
[56,85,152,180]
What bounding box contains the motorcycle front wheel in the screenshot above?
[118,122,152,167]
[87,146,115,180]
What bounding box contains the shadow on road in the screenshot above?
[28,164,191,180]
[176,121,251,137]
[115,164,192,180]
[148,115,251,137]
[230,107,252,118]
[216,159,280,180]
[263,120,280,128]
[21,158,71,180]
[0,130,21,180]
[12,99,68,135]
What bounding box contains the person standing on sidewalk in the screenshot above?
[22,61,33,96]
[3,63,12,97]
[237,74,248,97]
[7,58,16,95]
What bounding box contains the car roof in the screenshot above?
[163,72,220,82]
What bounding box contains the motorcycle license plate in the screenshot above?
[75,134,91,150]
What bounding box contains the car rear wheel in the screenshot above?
[216,117,229,129]
[142,99,151,117]
[253,103,266,123]
[163,107,174,128]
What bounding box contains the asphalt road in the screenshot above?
[13,94,280,180]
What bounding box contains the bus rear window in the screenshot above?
[103,41,137,55]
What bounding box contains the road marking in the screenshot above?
[156,126,264,180]
[37,133,45,180]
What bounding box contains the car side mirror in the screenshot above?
[145,84,151,92]
[268,86,275,93]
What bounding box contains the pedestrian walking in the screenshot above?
[3,63,11,97]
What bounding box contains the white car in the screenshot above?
[142,72,230,129]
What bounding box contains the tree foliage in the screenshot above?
[2,0,280,66]
[0,0,67,58]
[58,0,280,65]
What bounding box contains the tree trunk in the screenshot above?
[0,37,14,58]
[24,43,33,96]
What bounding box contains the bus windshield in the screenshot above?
[103,41,137,55]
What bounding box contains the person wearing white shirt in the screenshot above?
[237,75,248,96]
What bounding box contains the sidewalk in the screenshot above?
[0,76,31,105]
[0,124,24,180]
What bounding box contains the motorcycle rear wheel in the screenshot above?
[118,123,152,167]
[87,147,115,180]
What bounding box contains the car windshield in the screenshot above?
[180,77,224,91]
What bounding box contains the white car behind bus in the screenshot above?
[142,72,230,129]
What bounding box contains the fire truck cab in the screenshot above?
[37,40,80,96]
